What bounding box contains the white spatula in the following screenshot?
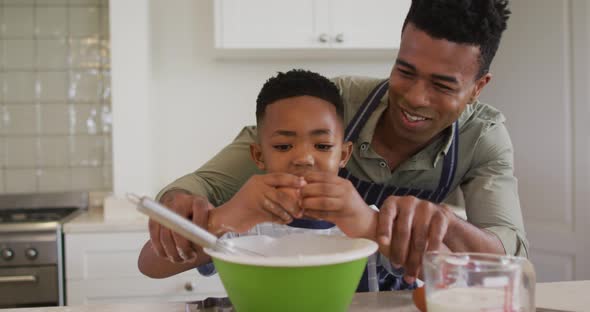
[127,193,265,257]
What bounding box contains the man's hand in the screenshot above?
[299,172,378,240]
[377,195,455,283]
[149,190,213,264]
[209,173,306,234]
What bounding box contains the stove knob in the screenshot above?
[1,248,14,260]
[25,248,38,260]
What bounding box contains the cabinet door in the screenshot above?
[215,0,327,48]
[67,276,225,305]
[329,0,410,49]
[65,231,226,305]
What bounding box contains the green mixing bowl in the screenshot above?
[204,233,377,312]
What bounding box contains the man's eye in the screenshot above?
[397,68,414,77]
[273,144,291,151]
[315,144,333,151]
[433,83,454,93]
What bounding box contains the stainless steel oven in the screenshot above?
[0,192,87,308]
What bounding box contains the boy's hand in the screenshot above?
[209,173,305,234]
[299,172,378,240]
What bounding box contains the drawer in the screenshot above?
[66,274,226,305]
[65,230,226,305]
[0,266,58,307]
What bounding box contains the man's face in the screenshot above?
[386,23,491,145]
[251,96,352,177]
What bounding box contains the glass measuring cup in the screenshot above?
[423,252,536,312]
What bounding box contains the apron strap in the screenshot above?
[432,121,459,203]
[344,80,389,142]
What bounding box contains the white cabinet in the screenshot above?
[65,231,226,305]
[214,0,410,50]
[215,0,322,48]
[330,0,410,49]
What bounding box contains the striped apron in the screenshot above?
[287,80,459,291]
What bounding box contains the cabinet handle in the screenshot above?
[184,282,195,291]
[318,33,329,43]
[335,33,344,43]
[0,275,37,283]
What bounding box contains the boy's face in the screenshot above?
[250,95,352,176]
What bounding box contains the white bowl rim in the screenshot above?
[204,234,378,267]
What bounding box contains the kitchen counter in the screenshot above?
[2,281,588,312]
[1,292,418,312]
[63,205,148,234]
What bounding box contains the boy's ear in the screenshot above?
[339,141,353,168]
[250,143,266,170]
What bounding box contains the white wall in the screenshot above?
[110,0,154,197]
[481,0,589,281]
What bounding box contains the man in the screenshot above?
[145,0,528,290]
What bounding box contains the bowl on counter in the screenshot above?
[204,233,377,312]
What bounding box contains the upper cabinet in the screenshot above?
[214,0,410,50]
[329,0,410,49]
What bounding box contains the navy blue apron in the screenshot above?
[288,79,459,291]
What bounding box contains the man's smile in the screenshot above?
[401,109,431,122]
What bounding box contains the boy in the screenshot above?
[139,70,380,288]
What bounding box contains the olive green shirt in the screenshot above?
[158,76,529,258]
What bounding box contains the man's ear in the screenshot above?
[339,141,353,168]
[250,143,266,170]
[470,72,492,103]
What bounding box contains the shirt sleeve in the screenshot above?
[196,262,217,277]
[461,123,529,257]
[156,126,264,206]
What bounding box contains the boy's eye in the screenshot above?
[273,144,292,151]
[315,144,333,151]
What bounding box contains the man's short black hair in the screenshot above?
[256,69,343,124]
[403,0,511,78]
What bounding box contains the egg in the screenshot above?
[277,187,300,200]
[276,187,302,217]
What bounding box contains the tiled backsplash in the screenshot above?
[0,0,112,194]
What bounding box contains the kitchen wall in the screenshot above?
[0,0,112,194]
[483,0,590,282]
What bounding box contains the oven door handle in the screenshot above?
[0,275,38,283]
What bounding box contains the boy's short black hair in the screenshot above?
[256,69,343,124]
[403,0,511,78]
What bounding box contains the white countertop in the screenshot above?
[2,281,588,312]
[536,280,590,311]
[63,206,148,234]
[1,292,419,312]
